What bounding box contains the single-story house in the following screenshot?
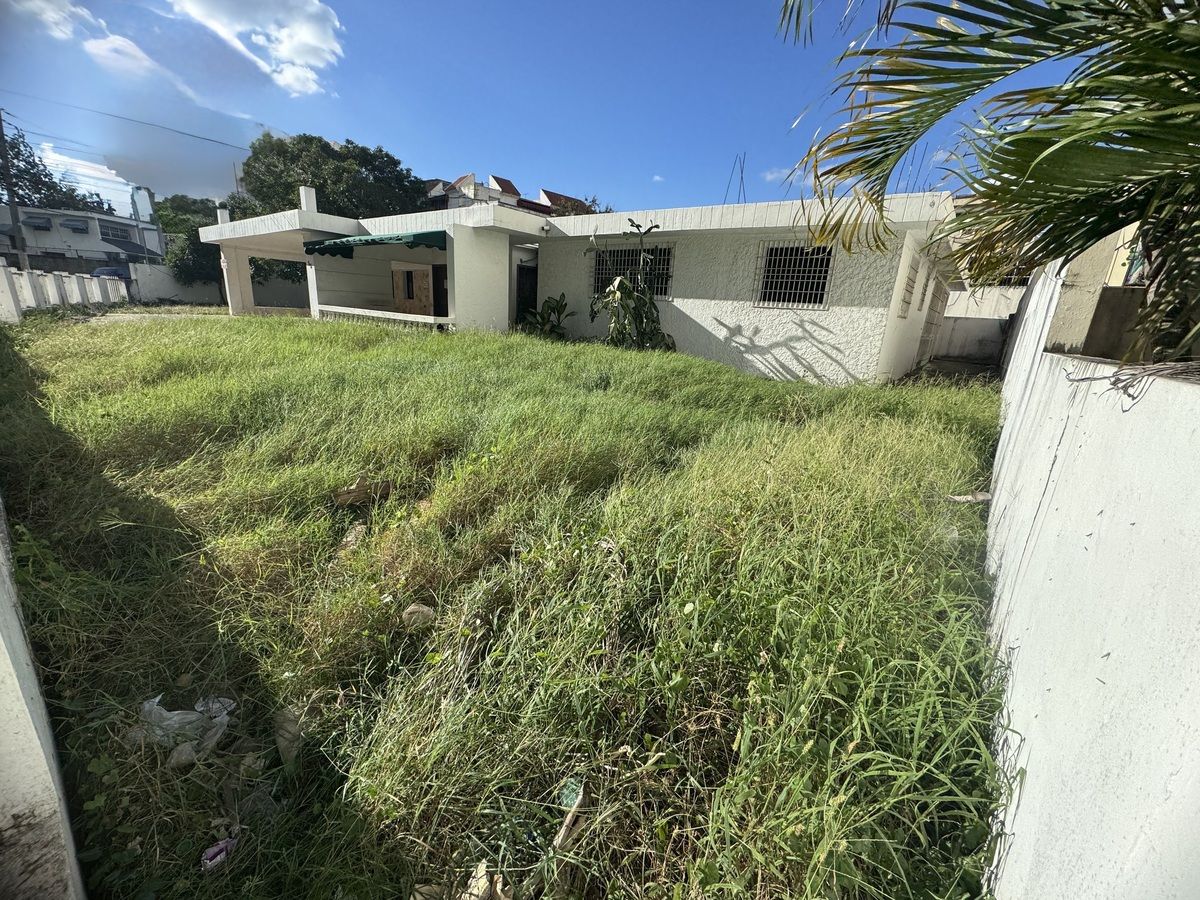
[199,187,958,383]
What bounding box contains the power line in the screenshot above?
[0,89,250,151]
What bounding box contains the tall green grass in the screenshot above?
[0,314,1004,899]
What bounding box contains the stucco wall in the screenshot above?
[875,232,942,380]
[945,285,1025,318]
[0,499,85,898]
[933,316,1006,362]
[537,230,906,383]
[131,263,222,305]
[988,267,1200,898]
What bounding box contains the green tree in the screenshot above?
[155,194,221,289]
[783,0,1200,359]
[3,125,113,213]
[155,193,302,294]
[239,133,427,218]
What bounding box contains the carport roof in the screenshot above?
[304,230,446,259]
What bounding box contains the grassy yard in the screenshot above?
[0,313,1005,899]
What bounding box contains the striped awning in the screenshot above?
[303,231,447,259]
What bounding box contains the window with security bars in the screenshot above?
[754,242,833,308]
[592,245,673,298]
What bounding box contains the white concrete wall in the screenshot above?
[874,232,942,380]
[945,284,1025,319]
[0,262,125,323]
[131,263,222,305]
[988,267,1200,898]
[0,499,85,898]
[449,226,511,331]
[933,316,1006,362]
[537,230,907,383]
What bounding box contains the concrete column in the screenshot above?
[305,261,321,319]
[299,186,318,212]
[67,275,87,306]
[220,250,254,316]
[449,226,511,331]
[0,263,19,324]
[46,273,68,307]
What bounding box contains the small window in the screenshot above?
[60,217,89,234]
[754,241,833,309]
[593,245,673,298]
[22,214,52,231]
[99,221,132,241]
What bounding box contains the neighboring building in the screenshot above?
[0,206,163,274]
[424,174,589,215]
[199,187,958,384]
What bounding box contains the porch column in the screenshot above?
[220,249,254,316]
[448,226,510,331]
[305,260,321,319]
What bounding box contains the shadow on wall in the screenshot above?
[662,307,859,384]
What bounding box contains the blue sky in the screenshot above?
[0,0,942,215]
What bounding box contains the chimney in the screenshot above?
[299,186,318,212]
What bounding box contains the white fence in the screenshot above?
[988,270,1200,897]
[0,262,129,324]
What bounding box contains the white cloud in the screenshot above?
[82,34,204,104]
[762,166,796,184]
[168,0,343,96]
[2,0,98,39]
[38,143,136,215]
[652,174,665,183]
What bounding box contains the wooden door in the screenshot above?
[392,268,433,316]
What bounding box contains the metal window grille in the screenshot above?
[593,245,673,298]
[898,254,922,319]
[99,222,132,241]
[753,241,833,309]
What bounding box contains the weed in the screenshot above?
[0,316,1005,898]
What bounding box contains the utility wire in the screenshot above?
[0,89,250,151]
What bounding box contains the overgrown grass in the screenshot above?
[0,314,1005,899]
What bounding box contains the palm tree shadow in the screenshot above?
[708,315,861,383]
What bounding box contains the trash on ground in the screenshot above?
[332,475,393,507]
[124,694,236,753]
[273,707,303,769]
[199,833,239,873]
[402,602,436,631]
[948,490,992,503]
[166,741,198,769]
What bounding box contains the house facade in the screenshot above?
[199,187,957,384]
[1,206,164,274]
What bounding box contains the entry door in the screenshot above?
[392,265,433,316]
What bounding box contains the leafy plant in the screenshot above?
[589,219,676,351]
[781,0,1200,360]
[520,292,576,340]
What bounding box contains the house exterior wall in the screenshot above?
[537,230,907,384]
[449,226,511,331]
[876,233,942,379]
[988,267,1200,898]
[932,316,1006,362]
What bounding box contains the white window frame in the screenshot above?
[99,221,132,241]
[752,239,834,310]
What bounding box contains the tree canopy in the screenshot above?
[3,125,114,214]
[783,0,1200,360]
[239,133,427,218]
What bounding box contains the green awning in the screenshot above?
[303,230,447,259]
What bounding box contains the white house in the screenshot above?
[1,206,164,274]
[199,187,958,384]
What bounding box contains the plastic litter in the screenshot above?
[125,694,236,752]
[273,707,303,769]
[199,834,238,873]
[947,491,992,503]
